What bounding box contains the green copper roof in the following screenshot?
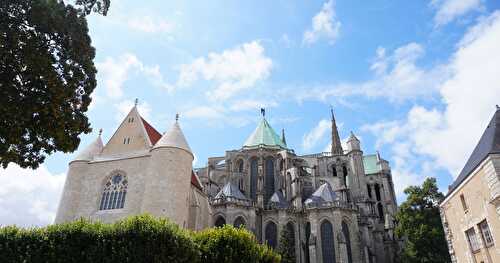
[363,154,381,175]
[243,118,287,149]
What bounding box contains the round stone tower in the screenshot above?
[54,132,103,223]
[142,117,193,228]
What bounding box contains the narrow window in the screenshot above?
[237,159,244,173]
[342,221,353,263]
[479,220,494,247]
[377,203,384,223]
[321,220,336,263]
[127,138,130,144]
[367,184,372,198]
[265,158,275,204]
[466,228,481,252]
[332,165,338,177]
[460,194,468,212]
[99,174,128,210]
[123,138,127,144]
[265,222,278,249]
[305,222,311,263]
[250,158,258,201]
[374,183,381,201]
[343,165,349,187]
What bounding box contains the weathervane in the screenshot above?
[134,98,139,106]
[176,113,179,122]
[99,128,103,136]
[261,108,265,117]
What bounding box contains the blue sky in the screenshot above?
[2,0,500,226]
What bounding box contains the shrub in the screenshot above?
[194,225,280,263]
[0,215,280,263]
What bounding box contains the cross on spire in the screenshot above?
[261,108,266,117]
[98,128,103,136]
[134,98,139,106]
[176,113,179,122]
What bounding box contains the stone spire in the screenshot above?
[331,107,343,155]
[281,128,287,146]
[72,130,103,162]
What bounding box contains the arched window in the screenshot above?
[374,183,381,201]
[342,165,349,187]
[265,158,275,203]
[250,158,258,201]
[99,174,128,210]
[286,222,296,253]
[377,203,384,223]
[234,216,246,228]
[342,221,352,263]
[321,220,336,263]
[237,159,244,173]
[332,165,338,177]
[215,216,226,227]
[305,222,311,263]
[265,221,278,249]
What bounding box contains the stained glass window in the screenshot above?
[265,158,275,203]
[265,221,278,249]
[99,174,127,210]
[321,220,336,263]
[250,158,258,201]
[342,221,352,263]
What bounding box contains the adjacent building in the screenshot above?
[196,109,400,263]
[440,107,500,263]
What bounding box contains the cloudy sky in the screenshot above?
[1,0,500,227]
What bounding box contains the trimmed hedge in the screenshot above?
[0,215,280,263]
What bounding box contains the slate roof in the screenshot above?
[243,117,287,149]
[304,183,338,205]
[447,108,500,196]
[268,190,289,208]
[73,135,103,162]
[154,121,192,154]
[214,182,249,200]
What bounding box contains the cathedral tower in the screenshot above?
[143,115,194,227]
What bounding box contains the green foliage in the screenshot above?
[0,0,109,169]
[195,225,281,263]
[277,225,295,263]
[0,214,280,263]
[395,177,451,263]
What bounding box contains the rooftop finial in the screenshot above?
[496,104,499,110]
[134,98,139,106]
[98,128,103,136]
[175,113,179,122]
[330,105,335,121]
[261,108,265,117]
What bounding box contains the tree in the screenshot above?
[0,0,110,169]
[278,224,296,263]
[395,177,451,263]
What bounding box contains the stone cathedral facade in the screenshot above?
[196,109,400,263]
[55,102,400,263]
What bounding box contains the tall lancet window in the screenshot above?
[265,158,275,204]
[321,220,336,263]
[99,174,128,210]
[250,158,258,201]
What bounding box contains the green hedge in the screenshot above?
[0,215,280,263]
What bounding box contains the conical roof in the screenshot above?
[447,107,500,195]
[215,182,248,200]
[304,183,338,205]
[153,121,192,154]
[243,117,287,149]
[73,134,103,162]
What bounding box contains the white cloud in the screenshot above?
[183,106,224,120]
[97,53,173,99]
[177,41,273,101]
[128,16,174,33]
[302,119,330,151]
[431,0,483,26]
[363,11,500,196]
[229,99,278,112]
[0,164,66,227]
[303,0,341,45]
[115,99,152,122]
[294,42,448,103]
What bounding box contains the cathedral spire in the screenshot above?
[330,107,343,155]
[281,128,287,146]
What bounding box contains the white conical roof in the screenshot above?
[304,183,338,205]
[72,135,103,162]
[153,121,192,154]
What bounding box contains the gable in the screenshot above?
[101,107,154,155]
